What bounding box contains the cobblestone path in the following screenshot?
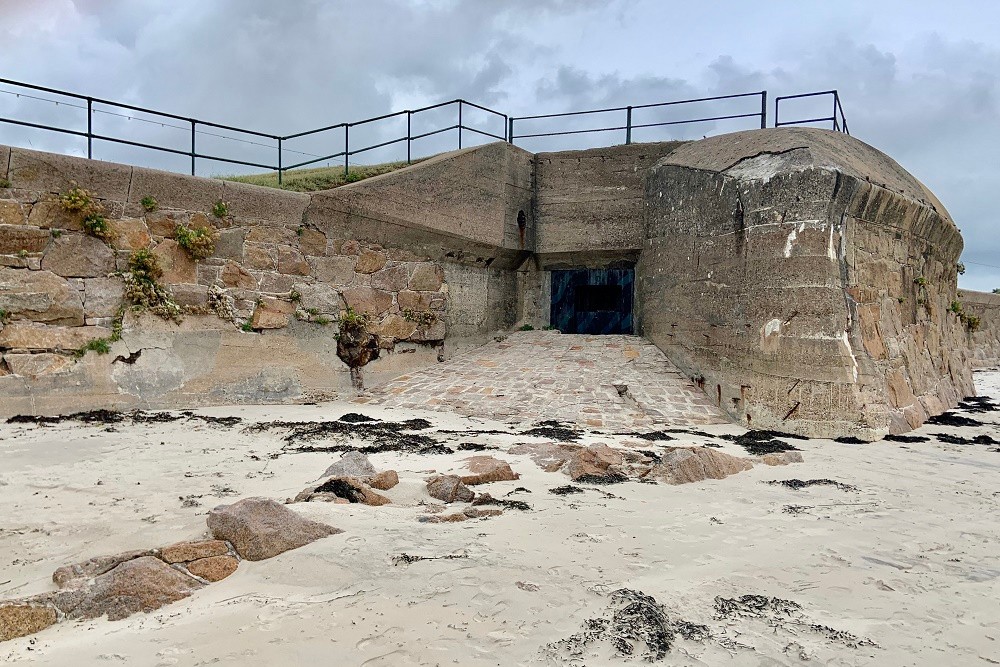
[356,331,729,429]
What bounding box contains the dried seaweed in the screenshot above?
[926,412,983,427]
[549,485,585,495]
[732,431,801,456]
[767,479,857,492]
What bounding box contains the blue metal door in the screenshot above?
[550,268,634,334]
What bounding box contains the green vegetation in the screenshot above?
[0,308,10,323]
[121,249,182,322]
[219,159,421,193]
[140,196,159,212]
[402,309,437,326]
[993,288,1000,295]
[174,222,218,259]
[59,184,113,242]
[956,262,966,275]
[211,200,229,218]
[913,276,927,287]
[0,178,11,188]
[518,324,535,331]
[75,337,111,358]
[241,320,254,332]
[948,300,982,332]
[82,213,113,241]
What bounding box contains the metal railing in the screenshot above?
[0,77,849,185]
[508,91,769,146]
[774,90,849,134]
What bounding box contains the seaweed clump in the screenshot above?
[732,431,802,456]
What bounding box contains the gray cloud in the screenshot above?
[1,0,998,289]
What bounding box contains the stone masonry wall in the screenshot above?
[0,143,530,415]
[638,129,973,439]
[961,290,1000,367]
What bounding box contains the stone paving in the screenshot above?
[356,331,729,429]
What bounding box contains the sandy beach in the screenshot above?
[2,372,999,666]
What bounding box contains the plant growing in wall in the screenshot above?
[140,196,158,212]
[336,308,379,389]
[211,200,229,218]
[956,262,966,275]
[0,178,11,188]
[59,183,114,242]
[174,221,219,260]
[120,248,182,322]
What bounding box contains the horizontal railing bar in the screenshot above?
[514,91,766,122]
[409,125,459,141]
[283,151,348,171]
[89,133,193,157]
[774,116,836,127]
[190,153,278,171]
[348,110,409,128]
[282,123,347,140]
[0,116,90,138]
[410,100,458,115]
[774,90,838,103]
[514,125,629,139]
[457,99,507,118]
[347,135,408,156]
[629,112,762,130]
[462,126,506,141]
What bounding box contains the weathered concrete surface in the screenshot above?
[637,128,972,439]
[534,142,684,255]
[961,290,1000,367]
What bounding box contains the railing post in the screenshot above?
[457,101,463,149]
[190,120,196,176]
[344,124,349,177]
[832,93,839,131]
[760,91,767,129]
[277,137,283,185]
[625,106,632,144]
[406,111,412,164]
[86,98,93,159]
[508,117,515,145]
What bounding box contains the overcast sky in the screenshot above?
[1,0,998,290]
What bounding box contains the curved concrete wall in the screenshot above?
[960,290,1000,367]
[637,128,973,438]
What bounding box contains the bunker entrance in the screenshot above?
[550,268,634,334]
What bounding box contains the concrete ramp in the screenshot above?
[357,331,728,429]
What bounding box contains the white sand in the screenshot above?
[2,375,1000,665]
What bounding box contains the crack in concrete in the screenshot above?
[718,146,810,174]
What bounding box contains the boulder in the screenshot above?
[41,233,115,278]
[0,224,50,254]
[0,601,57,642]
[66,556,203,621]
[322,451,376,479]
[565,445,624,482]
[186,555,239,582]
[509,442,582,472]
[207,497,341,561]
[652,447,754,485]
[420,507,502,523]
[159,539,230,564]
[294,477,391,506]
[370,470,399,491]
[460,456,520,485]
[376,313,418,340]
[426,475,475,503]
[53,549,156,589]
[760,451,805,466]
[0,268,84,325]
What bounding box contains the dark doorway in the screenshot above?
[550,268,634,334]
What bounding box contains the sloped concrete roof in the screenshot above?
[658,127,952,224]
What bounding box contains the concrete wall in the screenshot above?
[961,290,1000,367]
[0,143,531,415]
[637,128,973,439]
